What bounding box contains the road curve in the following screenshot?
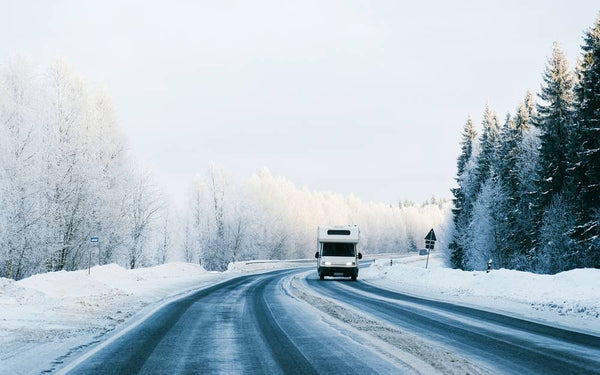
[306,273,600,374]
[62,266,600,374]
[63,268,404,374]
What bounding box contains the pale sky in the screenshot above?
[2,1,598,205]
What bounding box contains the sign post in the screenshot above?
[424,229,437,269]
[89,237,99,275]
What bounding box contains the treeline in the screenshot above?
[180,165,452,271]
[0,58,451,279]
[449,16,600,273]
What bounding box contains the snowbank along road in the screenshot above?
[59,266,600,374]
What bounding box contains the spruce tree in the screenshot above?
[464,177,504,270]
[531,42,577,270]
[474,105,501,193]
[516,91,536,134]
[498,92,536,197]
[511,93,540,270]
[449,117,478,268]
[535,42,575,212]
[457,117,478,176]
[573,15,600,267]
[537,194,576,273]
[462,106,502,269]
[495,113,518,267]
[499,113,518,195]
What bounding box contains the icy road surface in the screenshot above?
[60,267,600,374]
[306,272,600,374]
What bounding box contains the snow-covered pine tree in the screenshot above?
[535,42,575,216]
[516,91,536,134]
[499,113,517,187]
[536,194,576,273]
[462,106,503,269]
[457,117,478,178]
[449,117,478,269]
[567,55,586,201]
[492,113,518,267]
[473,105,501,195]
[502,92,536,202]
[573,15,600,267]
[464,176,507,270]
[509,93,540,270]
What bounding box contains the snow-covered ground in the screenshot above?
[2,254,598,373]
[0,260,312,374]
[361,253,600,335]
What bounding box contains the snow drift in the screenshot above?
[362,255,600,334]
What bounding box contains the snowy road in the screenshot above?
[62,268,404,374]
[61,267,600,374]
[307,274,600,374]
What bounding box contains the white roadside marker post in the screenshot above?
[89,237,99,275]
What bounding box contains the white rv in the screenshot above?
[314,225,362,281]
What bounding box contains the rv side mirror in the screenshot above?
[315,251,320,259]
[358,252,363,260]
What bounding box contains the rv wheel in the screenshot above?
[320,274,324,280]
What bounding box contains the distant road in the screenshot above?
[62,267,600,374]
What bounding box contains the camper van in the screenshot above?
[314,225,362,281]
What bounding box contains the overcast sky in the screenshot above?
[2,1,599,205]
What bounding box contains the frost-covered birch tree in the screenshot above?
[125,167,162,269]
[0,59,162,278]
[0,58,43,279]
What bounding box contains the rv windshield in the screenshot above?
[322,242,355,257]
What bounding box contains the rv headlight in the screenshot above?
[346,262,355,266]
[324,261,331,266]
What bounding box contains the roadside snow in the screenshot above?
[0,260,311,374]
[361,254,600,334]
